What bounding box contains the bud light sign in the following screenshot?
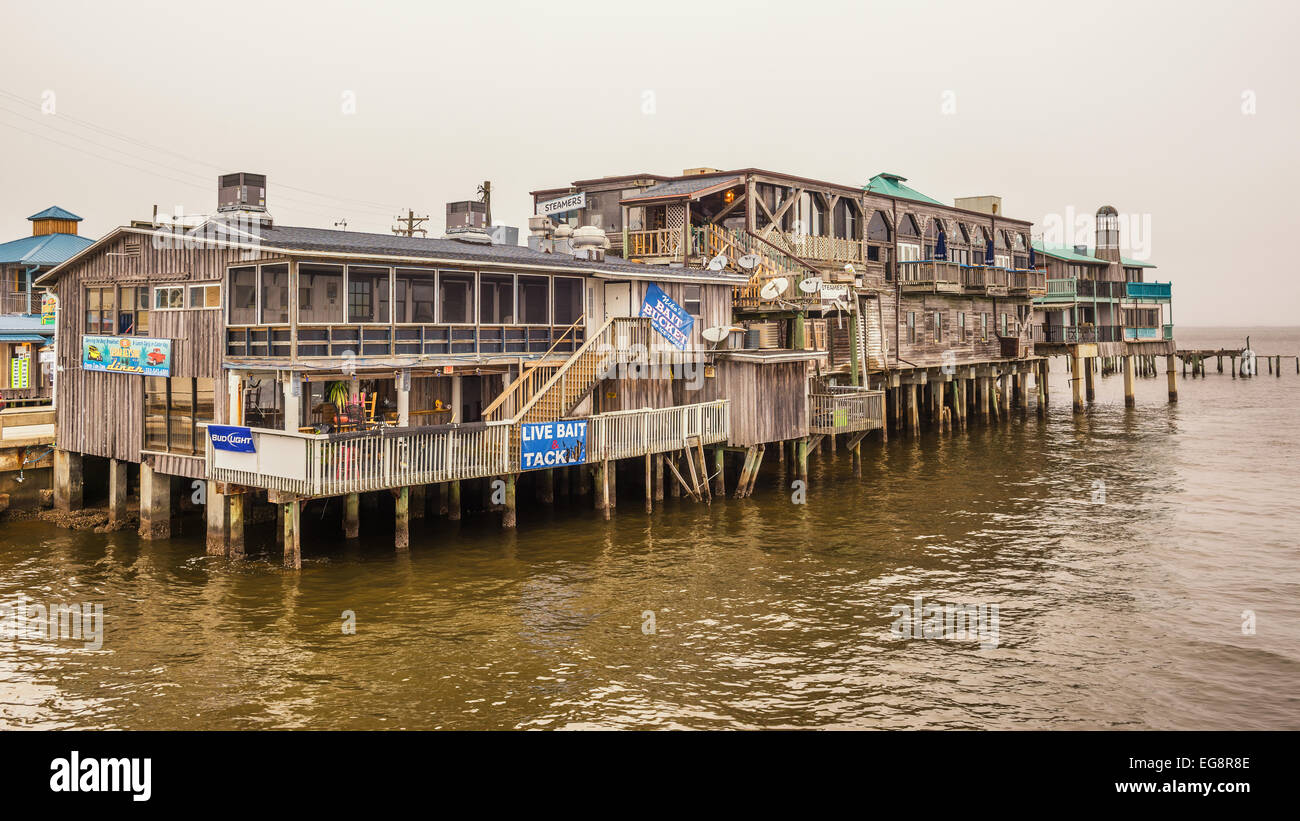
[207,425,256,453]
[520,420,586,471]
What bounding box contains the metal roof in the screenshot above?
[1033,242,1157,268]
[620,175,741,203]
[0,232,95,265]
[0,315,54,335]
[37,221,748,285]
[863,173,944,206]
[0,333,49,343]
[28,206,83,221]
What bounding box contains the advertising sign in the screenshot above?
[520,420,587,471]
[82,336,173,376]
[40,293,56,326]
[535,191,586,218]
[207,425,256,453]
[639,282,694,351]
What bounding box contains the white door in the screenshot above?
[603,282,631,318]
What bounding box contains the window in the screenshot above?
[1001,313,1009,337]
[144,376,214,456]
[683,285,702,318]
[933,310,943,342]
[518,275,549,324]
[118,285,150,334]
[898,243,922,262]
[479,274,514,324]
[188,283,220,309]
[394,268,436,323]
[866,210,891,242]
[299,263,344,324]
[553,276,583,326]
[981,313,989,341]
[154,286,184,310]
[899,214,920,237]
[260,263,290,324]
[907,311,916,344]
[439,272,474,323]
[228,266,257,325]
[958,311,966,341]
[347,266,391,323]
[84,286,116,334]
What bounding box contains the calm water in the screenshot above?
[2,327,1298,729]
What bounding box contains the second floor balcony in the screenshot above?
[1124,281,1172,302]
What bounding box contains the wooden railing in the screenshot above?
[208,401,730,496]
[898,260,963,292]
[513,316,654,425]
[587,401,730,461]
[626,228,684,258]
[207,422,513,498]
[1008,268,1047,295]
[482,314,585,421]
[808,386,885,435]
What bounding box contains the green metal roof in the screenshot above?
[863,173,944,206]
[1120,256,1156,268]
[1034,242,1157,269]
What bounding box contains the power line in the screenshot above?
[392,210,428,237]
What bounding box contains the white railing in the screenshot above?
[586,400,730,462]
[208,422,512,497]
[808,387,885,435]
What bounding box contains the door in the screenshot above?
[603,282,631,319]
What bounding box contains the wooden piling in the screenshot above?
[108,458,128,529]
[501,476,516,529]
[52,449,83,512]
[1166,354,1178,403]
[138,463,171,541]
[448,480,461,521]
[283,500,301,570]
[344,492,360,538]
[228,493,245,559]
[644,453,653,513]
[713,446,725,497]
[1071,354,1084,414]
[205,481,228,557]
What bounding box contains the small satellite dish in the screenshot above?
[844,263,856,276]
[738,254,761,270]
[707,254,728,271]
[760,278,789,300]
[798,277,823,294]
[701,326,729,343]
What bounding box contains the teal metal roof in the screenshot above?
[1033,242,1108,265]
[1120,256,1156,269]
[0,333,49,343]
[28,206,82,221]
[863,172,944,206]
[0,232,94,265]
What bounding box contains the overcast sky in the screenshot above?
[2,0,1296,325]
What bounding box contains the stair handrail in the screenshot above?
[510,315,650,423]
[482,313,586,421]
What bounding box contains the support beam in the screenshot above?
[283,500,301,570]
[501,475,516,528]
[1166,354,1178,403]
[448,480,462,521]
[653,454,664,501]
[644,453,653,513]
[1085,357,1095,402]
[396,486,411,545]
[107,458,128,528]
[52,449,83,512]
[410,484,425,519]
[205,481,228,556]
[344,493,360,538]
[229,493,245,559]
[138,463,171,541]
[1071,354,1084,414]
[1123,354,1136,408]
[538,469,554,504]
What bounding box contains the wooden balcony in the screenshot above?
[207,400,731,498]
[899,261,962,294]
[1124,281,1172,302]
[808,386,885,435]
[1008,269,1047,296]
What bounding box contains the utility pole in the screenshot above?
[477,181,492,227]
[392,209,428,237]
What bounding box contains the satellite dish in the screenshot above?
[738,254,761,270]
[798,277,823,294]
[844,263,856,276]
[701,326,729,343]
[707,254,727,271]
[760,278,789,300]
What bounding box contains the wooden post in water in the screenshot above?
[538,470,554,504]
[597,460,610,519]
[448,481,461,521]
[713,446,725,496]
[283,500,301,570]
[52,449,83,512]
[1123,354,1136,408]
[205,482,228,557]
[1084,358,1095,402]
[138,464,171,540]
[644,453,653,513]
[1071,354,1084,414]
[228,493,245,559]
[797,437,809,478]
[907,383,920,434]
[107,458,128,529]
[396,486,411,544]
[1166,354,1178,403]
[1036,360,1048,417]
[501,475,516,528]
[654,454,664,501]
[344,493,360,538]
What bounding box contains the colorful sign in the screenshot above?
[640,282,694,351]
[520,420,587,471]
[10,357,29,389]
[82,335,173,376]
[40,293,56,326]
[207,425,256,453]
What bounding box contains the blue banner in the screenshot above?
[207,425,256,453]
[82,335,172,376]
[640,283,694,351]
[520,420,586,471]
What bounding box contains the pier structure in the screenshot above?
[1030,206,1177,409]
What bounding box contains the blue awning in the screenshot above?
[0,334,50,343]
